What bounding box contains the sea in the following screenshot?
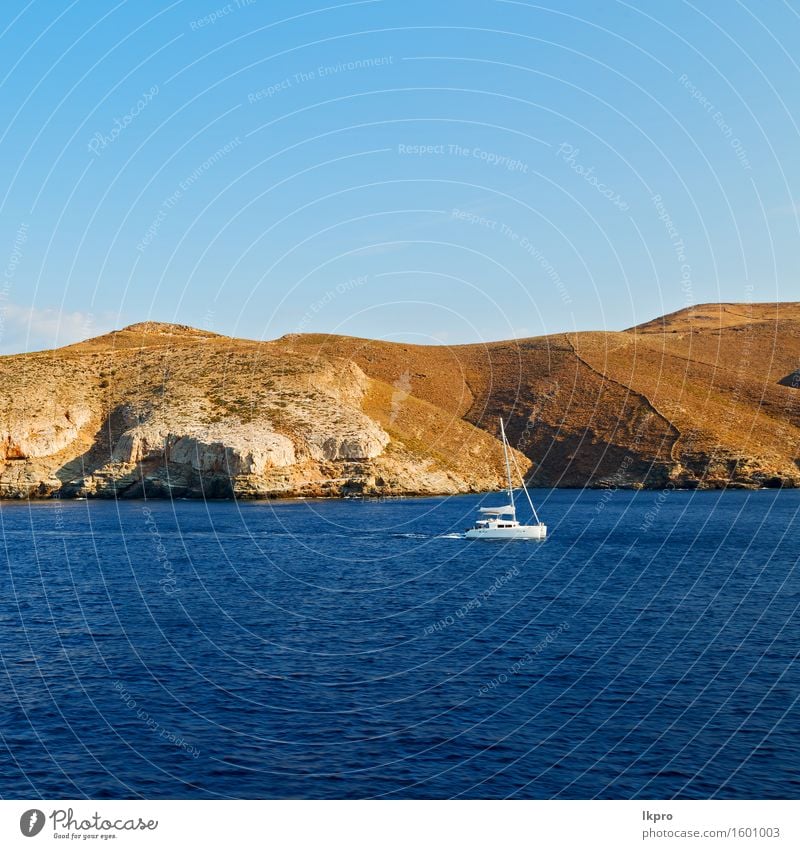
[0,489,797,799]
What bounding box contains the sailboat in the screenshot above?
[465,418,547,540]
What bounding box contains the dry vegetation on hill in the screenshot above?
[0,304,797,498]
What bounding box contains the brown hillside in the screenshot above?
[283,302,800,490]
[0,302,797,498]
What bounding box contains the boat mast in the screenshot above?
[500,417,515,514]
[510,446,542,525]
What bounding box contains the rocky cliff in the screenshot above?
[0,303,798,499]
[0,322,524,499]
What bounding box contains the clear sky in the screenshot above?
[1,0,799,352]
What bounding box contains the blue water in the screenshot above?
[0,490,797,799]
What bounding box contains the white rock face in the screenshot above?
[233,433,296,474]
[169,431,295,475]
[306,430,389,461]
[113,427,163,463]
[310,360,371,406]
[1,407,91,459]
[169,438,233,474]
[113,422,296,475]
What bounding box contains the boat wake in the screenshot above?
[391,531,465,540]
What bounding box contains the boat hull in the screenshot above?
[465,524,547,540]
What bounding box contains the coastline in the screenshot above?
[0,480,793,503]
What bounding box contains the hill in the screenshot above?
[0,302,797,498]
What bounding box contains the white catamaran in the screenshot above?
[465,418,547,540]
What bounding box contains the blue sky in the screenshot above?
[1,0,799,352]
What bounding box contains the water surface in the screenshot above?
[0,489,797,798]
